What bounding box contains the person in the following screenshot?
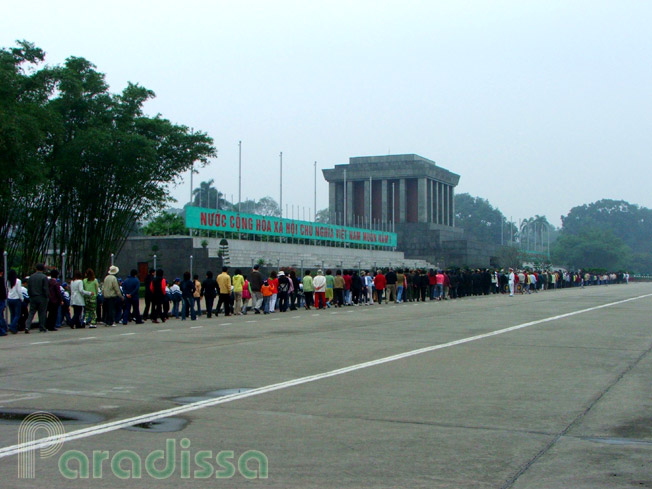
[267,270,278,313]
[0,268,7,336]
[232,269,245,315]
[277,271,290,312]
[302,270,314,310]
[364,271,375,305]
[143,268,155,320]
[351,271,363,305]
[201,271,218,318]
[180,272,196,320]
[169,278,182,319]
[241,276,252,315]
[150,269,167,323]
[508,268,515,297]
[216,266,232,317]
[44,269,63,331]
[333,270,345,307]
[25,263,49,333]
[343,270,352,305]
[385,268,397,303]
[435,270,445,300]
[102,266,123,326]
[249,264,264,314]
[83,269,100,327]
[325,270,334,308]
[261,280,272,314]
[6,269,23,334]
[373,270,386,304]
[396,269,405,304]
[121,269,143,324]
[193,274,202,316]
[313,270,327,309]
[288,270,300,310]
[70,270,91,329]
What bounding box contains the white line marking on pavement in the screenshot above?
[190,326,203,329]
[156,329,171,332]
[246,320,257,323]
[292,316,300,318]
[271,318,280,321]
[120,332,136,336]
[78,337,97,341]
[29,341,51,345]
[222,323,232,326]
[2,293,650,459]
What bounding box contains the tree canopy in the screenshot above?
[454,193,516,245]
[0,41,216,274]
[553,199,652,272]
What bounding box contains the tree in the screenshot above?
[561,199,652,254]
[192,179,231,210]
[142,211,186,236]
[232,196,281,217]
[552,228,631,271]
[0,41,217,274]
[315,208,330,223]
[454,193,515,245]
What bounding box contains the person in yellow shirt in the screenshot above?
[193,274,202,316]
[232,269,245,315]
[216,267,232,317]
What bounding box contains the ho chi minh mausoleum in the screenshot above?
[322,154,497,268]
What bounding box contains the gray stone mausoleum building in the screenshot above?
[323,154,497,267]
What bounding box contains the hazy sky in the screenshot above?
[3,0,651,227]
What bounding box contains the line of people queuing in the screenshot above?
[0,264,632,335]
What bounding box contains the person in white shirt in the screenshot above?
[70,270,92,329]
[508,268,515,297]
[6,269,24,334]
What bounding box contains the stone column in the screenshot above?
[418,178,428,222]
[443,184,448,226]
[346,180,353,227]
[445,185,451,226]
[451,186,455,227]
[329,181,337,224]
[399,179,406,223]
[381,179,388,225]
[434,181,440,224]
[363,179,371,227]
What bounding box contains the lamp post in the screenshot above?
[61,252,66,281]
[153,254,157,271]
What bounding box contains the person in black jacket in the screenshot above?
[201,271,218,318]
[26,264,50,333]
[143,269,155,320]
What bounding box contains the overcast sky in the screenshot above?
[3,0,651,227]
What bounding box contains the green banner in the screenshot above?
[185,206,397,247]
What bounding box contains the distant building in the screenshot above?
[323,154,497,267]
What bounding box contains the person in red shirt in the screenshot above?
[343,270,352,305]
[373,270,386,305]
[268,270,279,312]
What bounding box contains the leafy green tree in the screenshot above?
[454,193,515,245]
[142,211,186,236]
[0,41,216,274]
[552,228,631,270]
[232,196,281,217]
[192,179,231,209]
[561,199,652,254]
[0,41,56,263]
[315,208,330,223]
